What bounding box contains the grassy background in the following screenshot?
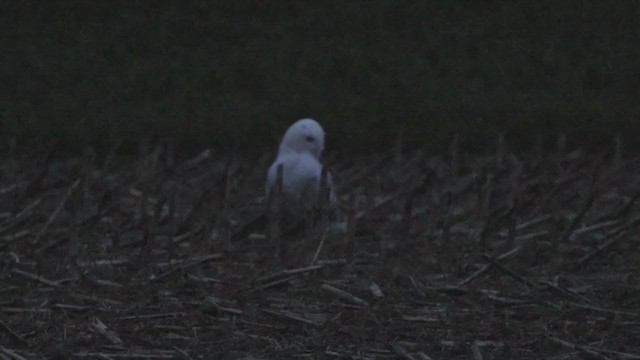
[2,1,639,157]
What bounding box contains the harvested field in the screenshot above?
[1,142,640,359]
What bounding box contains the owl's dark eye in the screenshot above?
[305,135,315,143]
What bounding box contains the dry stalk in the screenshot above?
[548,336,615,360]
[33,178,82,243]
[147,253,222,282]
[614,133,623,167]
[321,283,369,307]
[471,342,483,360]
[89,317,123,346]
[559,190,598,244]
[311,231,328,265]
[10,267,60,287]
[482,254,536,289]
[0,346,27,360]
[0,320,27,345]
[457,245,522,287]
[391,342,417,360]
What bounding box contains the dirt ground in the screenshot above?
[1,144,639,359]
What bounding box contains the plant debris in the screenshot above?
[1,142,639,359]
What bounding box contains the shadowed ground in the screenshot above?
[1,143,639,358]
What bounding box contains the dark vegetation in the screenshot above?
[2,1,639,156]
[1,141,640,358]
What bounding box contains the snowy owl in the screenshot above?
[266,118,337,221]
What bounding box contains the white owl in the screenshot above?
[265,118,337,221]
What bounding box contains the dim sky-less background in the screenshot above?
[2,1,639,156]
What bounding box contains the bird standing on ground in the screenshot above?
[265,118,337,222]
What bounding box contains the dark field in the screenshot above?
[1,141,639,359]
[2,1,640,358]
